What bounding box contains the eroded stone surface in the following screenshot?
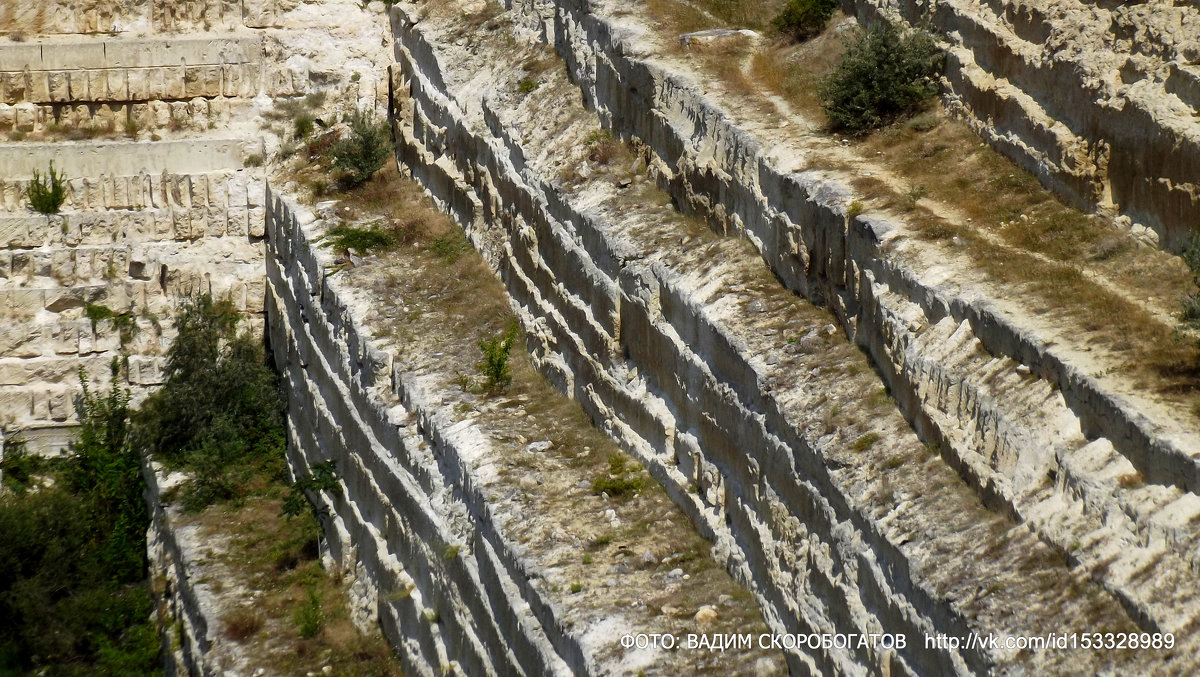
[382,0,1200,672]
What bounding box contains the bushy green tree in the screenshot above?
[331,109,391,189]
[137,294,285,509]
[772,0,838,42]
[0,361,158,674]
[819,24,944,133]
[1181,236,1200,328]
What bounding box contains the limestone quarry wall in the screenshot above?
[0,29,269,454]
[266,191,601,677]
[0,154,264,453]
[0,0,293,35]
[843,0,1200,250]
[144,461,222,677]
[382,1,1200,672]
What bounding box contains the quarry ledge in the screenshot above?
[264,187,782,676]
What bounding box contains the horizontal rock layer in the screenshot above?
[0,0,292,35]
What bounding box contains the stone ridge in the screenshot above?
[382,2,1198,673]
[539,0,1200,664]
[264,190,782,677]
[845,0,1200,250]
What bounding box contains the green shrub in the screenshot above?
[293,112,315,140]
[478,324,518,393]
[1182,236,1200,328]
[819,24,944,134]
[295,588,323,638]
[517,77,540,94]
[0,360,159,674]
[330,109,391,189]
[852,432,881,451]
[281,461,341,520]
[772,0,838,42]
[0,435,42,495]
[1182,293,1200,329]
[136,294,285,510]
[27,163,67,214]
[322,225,396,255]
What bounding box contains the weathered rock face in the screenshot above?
[0,0,295,35]
[144,461,227,677]
[264,192,783,677]
[844,0,1200,250]
[382,0,1200,673]
[0,145,264,454]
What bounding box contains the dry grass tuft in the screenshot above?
[223,607,264,642]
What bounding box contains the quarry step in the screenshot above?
[853,0,1200,249]
[0,169,264,217]
[0,210,263,248]
[379,5,1191,671]
[0,139,253,180]
[0,0,287,35]
[0,98,261,138]
[0,353,165,387]
[0,35,261,73]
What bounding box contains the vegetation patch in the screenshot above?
[478,323,518,394]
[281,461,341,521]
[322,224,397,255]
[819,24,944,134]
[852,432,881,451]
[136,295,286,511]
[592,453,650,498]
[772,0,837,42]
[27,162,67,214]
[1180,236,1200,329]
[85,302,138,345]
[0,361,158,674]
[331,110,391,189]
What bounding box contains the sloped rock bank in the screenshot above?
[382,1,1200,673]
[265,190,780,676]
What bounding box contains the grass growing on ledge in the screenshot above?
[592,453,650,498]
[26,162,67,214]
[852,432,881,451]
[322,225,397,255]
[85,302,139,345]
